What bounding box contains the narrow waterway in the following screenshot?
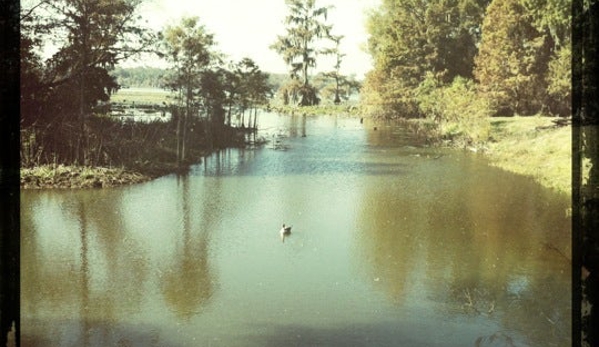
[21,112,571,347]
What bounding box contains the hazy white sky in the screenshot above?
[133,0,380,78]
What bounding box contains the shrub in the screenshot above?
[417,74,492,145]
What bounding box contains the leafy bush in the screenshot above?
[417,74,492,145]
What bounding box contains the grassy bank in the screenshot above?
[402,114,571,195]
[485,115,571,195]
[272,106,571,195]
[21,165,152,189]
[19,125,247,189]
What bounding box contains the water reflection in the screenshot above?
[78,199,91,347]
[160,175,215,320]
[21,112,571,347]
[355,149,571,346]
[21,190,151,346]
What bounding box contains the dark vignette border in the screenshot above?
[573,0,599,346]
[0,0,597,346]
[1,0,21,346]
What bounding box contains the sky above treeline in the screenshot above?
[132,0,381,78]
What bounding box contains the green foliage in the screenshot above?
[522,0,571,116]
[271,0,334,105]
[314,72,361,105]
[220,58,272,126]
[235,58,272,110]
[19,0,155,165]
[19,3,268,171]
[361,0,489,118]
[277,78,304,106]
[523,0,570,48]
[159,16,223,164]
[274,79,319,106]
[546,45,571,116]
[474,0,551,116]
[111,66,166,88]
[160,17,217,107]
[361,65,421,118]
[416,74,492,144]
[362,0,569,121]
[314,35,361,105]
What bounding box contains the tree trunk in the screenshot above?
[175,107,182,167]
[334,76,341,104]
[78,72,85,165]
[227,102,232,126]
[181,108,188,165]
[253,108,258,129]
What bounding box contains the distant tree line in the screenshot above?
[111,66,166,88]
[20,1,271,169]
[362,0,571,121]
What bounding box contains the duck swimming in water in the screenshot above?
[280,224,292,242]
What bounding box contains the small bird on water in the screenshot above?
[280,223,292,242]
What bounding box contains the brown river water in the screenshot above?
[21,112,571,346]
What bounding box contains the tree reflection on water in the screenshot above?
[355,154,571,347]
[160,175,215,320]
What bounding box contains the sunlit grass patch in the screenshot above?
[111,87,175,105]
[486,115,571,194]
[21,164,150,189]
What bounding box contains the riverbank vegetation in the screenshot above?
[20,1,271,188]
[395,114,571,194]
[18,0,576,195]
[20,164,151,189]
[358,0,576,195]
[110,66,166,89]
[361,0,571,141]
[486,116,571,194]
[269,104,360,117]
[362,0,571,121]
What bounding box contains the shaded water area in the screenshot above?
[21,113,571,347]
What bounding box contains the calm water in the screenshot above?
[21,113,571,347]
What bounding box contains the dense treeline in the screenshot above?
[20,1,271,171]
[361,0,571,143]
[20,0,155,167]
[111,66,166,88]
